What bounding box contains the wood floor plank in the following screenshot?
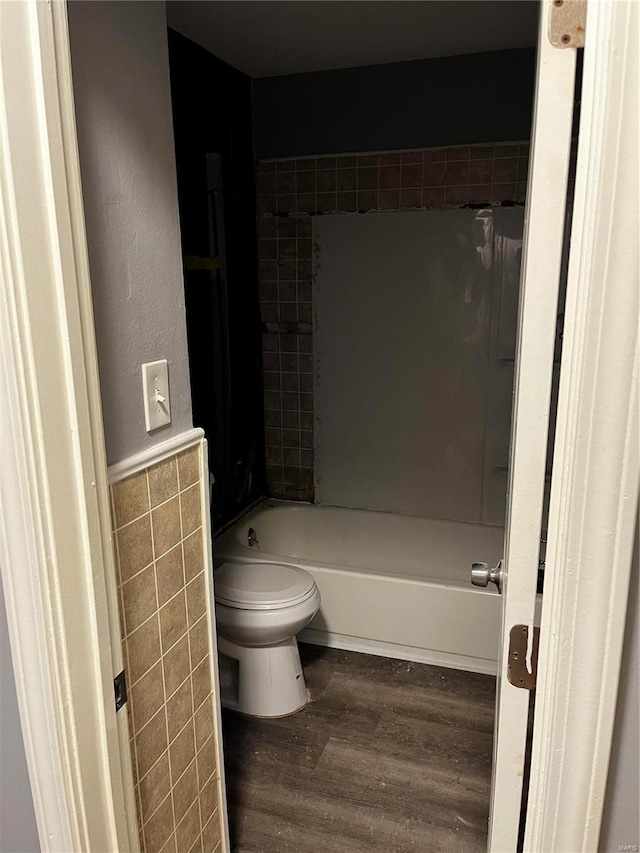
[311,672,495,733]
[229,779,484,853]
[222,644,495,852]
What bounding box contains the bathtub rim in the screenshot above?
[215,497,506,590]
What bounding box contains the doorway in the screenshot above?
[1,1,637,852]
[165,2,572,851]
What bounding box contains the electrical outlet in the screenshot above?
[142,359,171,432]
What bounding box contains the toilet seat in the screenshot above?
[215,561,317,610]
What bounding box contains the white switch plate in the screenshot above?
[142,359,171,432]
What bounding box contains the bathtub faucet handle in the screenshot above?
[471,560,503,593]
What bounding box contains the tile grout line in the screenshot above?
[207,806,222,853]
[140,788,172,833]
[173,789,201,846]
[135,692,214,793]
[110,489,130,658]
[141,747,207,836]
[128,572,206,714]
[145,465,178,850]
[122,557,203,644]
[114,480,201,536]
[177,451,205,845]
[111,485,147,853]
[125,490,147,852]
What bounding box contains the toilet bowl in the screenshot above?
[214,561,320,718]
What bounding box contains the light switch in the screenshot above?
[142,359,171,432]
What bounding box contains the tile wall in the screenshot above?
[110,445,223,853]
[257,142,530,500]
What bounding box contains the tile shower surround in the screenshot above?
[257,143,530,501]
[110,445,223,853]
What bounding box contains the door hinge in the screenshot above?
[114,670,127,712]
[507,625,540,690]
[549,0,586,49]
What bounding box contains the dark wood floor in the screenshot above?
[222,644,496,853]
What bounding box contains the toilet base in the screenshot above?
[217,634,309,718]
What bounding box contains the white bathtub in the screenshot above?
[214,500,505,675]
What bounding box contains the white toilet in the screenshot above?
[214,561,320,718]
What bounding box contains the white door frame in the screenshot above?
[0,2,136,850]
[0,1,636,852]
[488,0,577,847]
[524,1,639,850]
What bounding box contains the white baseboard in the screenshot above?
[298,628,498,676]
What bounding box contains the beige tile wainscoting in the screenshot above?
[109,443,224,853]
[257,142,530,501]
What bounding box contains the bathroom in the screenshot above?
[4,1,635,851]
[164,1,564,850]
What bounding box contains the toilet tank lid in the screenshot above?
[214,562,316,608]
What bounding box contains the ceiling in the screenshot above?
[166,1,539,79]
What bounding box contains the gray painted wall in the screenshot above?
[600,524,639,851]
[253,49,536,159]
[68,0,192,465]
[0,578,40,853]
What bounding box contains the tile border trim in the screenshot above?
[108,428,205,484]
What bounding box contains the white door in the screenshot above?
[482,2,579,850]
